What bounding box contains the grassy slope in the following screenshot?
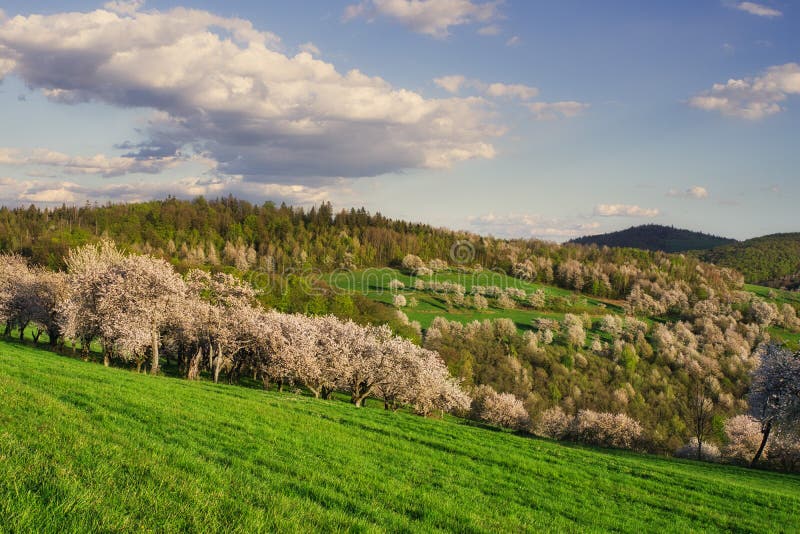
[2,341,799,533]
[327,268,624,330]
[327,268,800,348]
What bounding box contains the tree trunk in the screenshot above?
[751,421,772,467]
[32,329,41,344]
[150,329,160,375]
[697,438,703,461]
[103,353,110,367]
[213,352,222,383]
[136,360,143,373]
[351,383,372,407]
[261,374,270,390]
[187,347,202,380]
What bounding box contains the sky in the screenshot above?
[0,0,797,241]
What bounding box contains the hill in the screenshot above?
[2,340,799,532]
[698,233,800,288]
[569,224,736,253]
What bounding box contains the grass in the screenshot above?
[2,340,800,532]
[326,267,623,330]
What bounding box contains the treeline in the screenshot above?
[0,242,469,417]
[0,198,746,302]
[697,233,800,288]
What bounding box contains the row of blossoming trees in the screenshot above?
[0,241,469,417]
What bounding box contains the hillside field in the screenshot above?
[326,268,800,348]
[326,267,624,330]
[2,340,799,532]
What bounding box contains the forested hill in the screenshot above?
[569,224,736,253]
[697,233,800,288]
[0,197,477,271]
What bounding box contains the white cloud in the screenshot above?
[485,83,538,100]
[527,101,590,120]
[689,63,800,119]
[343,0,502,38]
[477,24,501,36]
[434,75,467,94]
[734,2,782,17]
[0,147,184,177]
[298,42,321,56]
[505,35,521,47]
[103,0,146,15]
[0,7,500,182]
[594,204,660,217]
[668,186,709,199]
[435,76,538,100]
[0,174,335,207]
[468,212,601,241]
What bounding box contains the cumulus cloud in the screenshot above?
[668,186,709,199]
[594,204,660,217]
[434,75,467,94]
[298,42,321,56]
[468,213,601,241]
[0,175,334,206]
[343,0,502,38]
[0,6,500,182]
[0,147,183,177]
[435,75,538,100]
[689,63,800,119]
[734,2,782,17]
[527,101,590,120]
[103,0,146,15]
[506,35,521,47]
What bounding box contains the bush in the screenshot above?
[388,279,405,290]
[722,415,763,465]
[675,438,721,462]
[768,430,800,472]
[471,386,530,431]
[568,410,643,450]
[536,407,570,439]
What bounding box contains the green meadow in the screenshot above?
[2,340,799,533]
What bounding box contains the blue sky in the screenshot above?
[0,1,797,240]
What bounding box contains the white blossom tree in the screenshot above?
[748,344,800,466]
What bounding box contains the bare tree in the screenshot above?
[681,375,715,461]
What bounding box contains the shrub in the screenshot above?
[768,430,800,472]
[722,415,763,464]
[471,386,530,431]
[568,410,643,449]
[496,293,515,310]
[675,438,720,462]
[536,407,570,439]
[388,279,405,290]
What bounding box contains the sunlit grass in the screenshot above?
[2,340,799,532]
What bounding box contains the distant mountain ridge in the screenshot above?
[569,224,737,253]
